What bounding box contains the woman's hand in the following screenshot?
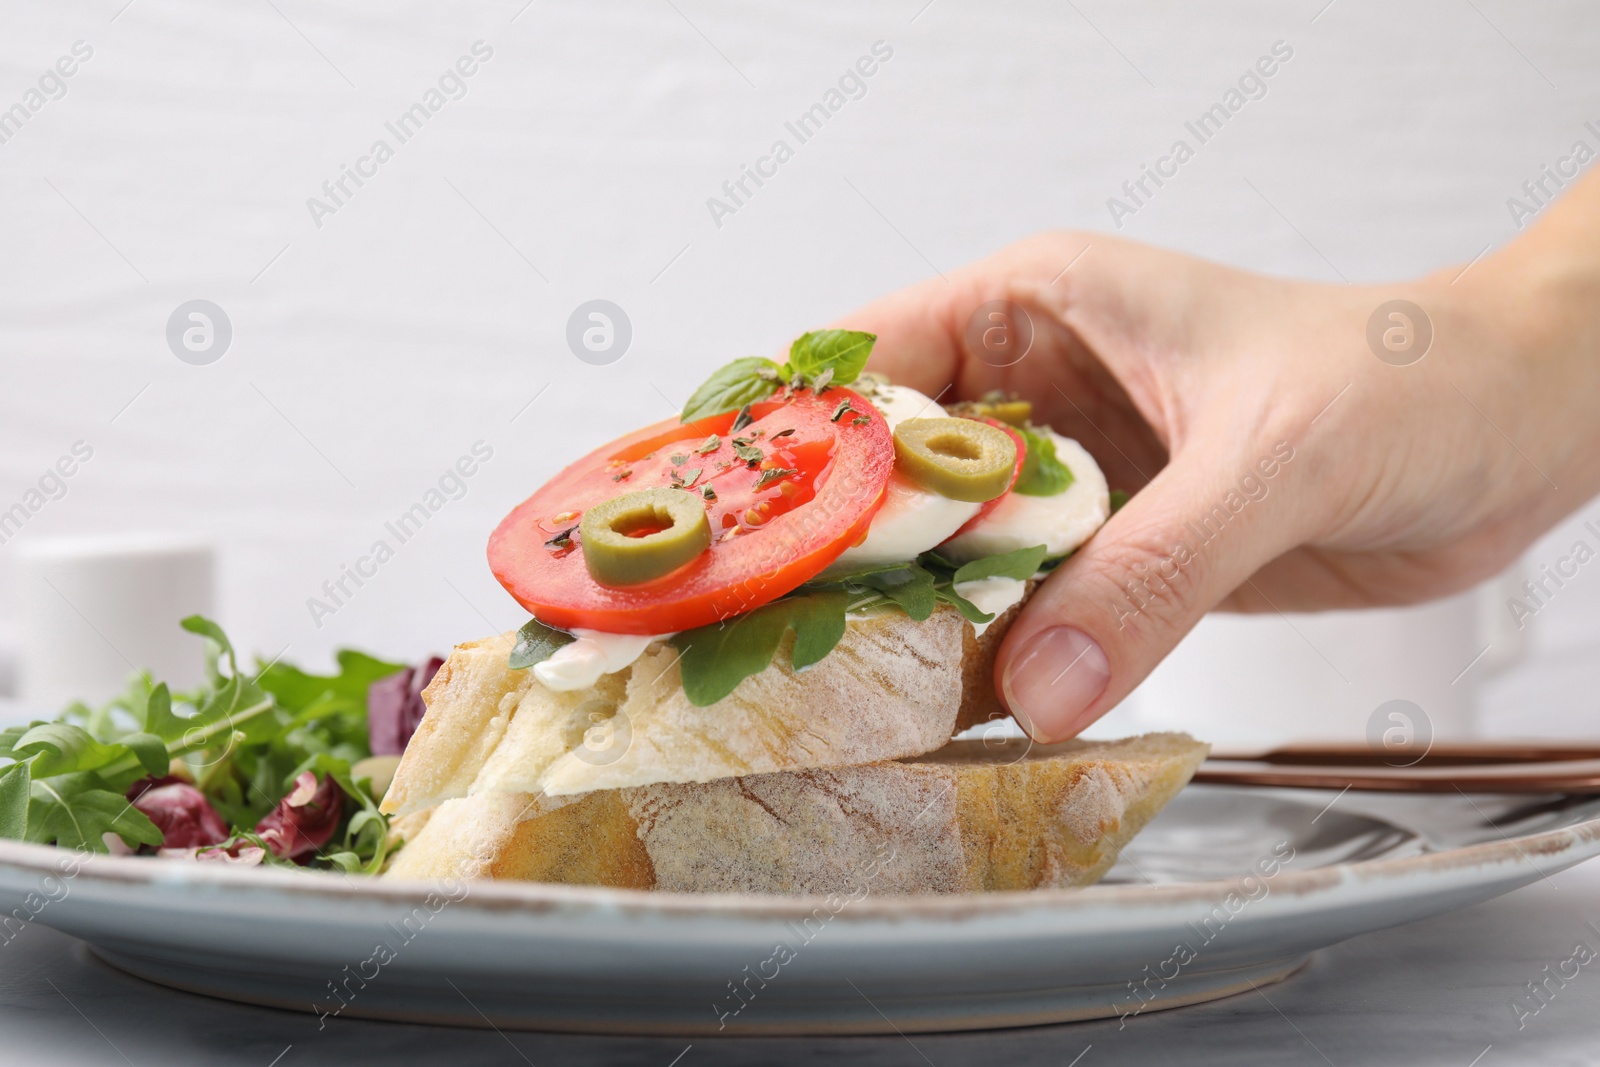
[838,172,1600,743]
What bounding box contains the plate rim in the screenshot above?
[3,792,1597,923]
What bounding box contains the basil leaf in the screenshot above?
[671,591,851,706]
[0,761,30,841]
[509,618,575,670]
[852,565,937,621]
[1014,427,1074,497]
[952,544,1048,585]
[1110,489,1130,513]
[681,357,782,423]
[786,330,875,385]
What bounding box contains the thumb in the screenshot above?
[994,443,1300,742]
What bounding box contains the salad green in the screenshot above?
[0,617,405,872]
[668,544,1050,706]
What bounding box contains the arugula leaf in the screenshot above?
[851,566,936,621]
[310,753,391,874]
[670,591,851,706]
[1014,427,1074,497]
[26,776,162,852]
[933,585,994,624]
[6,616,409,867]
[786,330,875,386]
[11,723,127,779]
[681,356,782,423]
[787,591,850,669]
[138,681,180,738]
[258,652,405,718]
[120,732,172,777]
[0,762,30,841]
[951,544,1048,585]
[672,603,797,707]
[180,615,236,660]
[803,559,918,586]
[508,617,575,670]
[669,541,1063,704]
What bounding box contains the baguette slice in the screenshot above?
[954,578,1037,734]
[386,733,1209,894]
[381,607,968,816]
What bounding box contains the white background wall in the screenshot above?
[1,0,1596,736]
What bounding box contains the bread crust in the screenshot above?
[382,607,967,816]
[954,578,1038,734]
[386,733,1209,894]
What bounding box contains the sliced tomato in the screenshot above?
[489,387,894,634]
[946,416,1025,540]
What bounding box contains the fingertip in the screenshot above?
[997,624,1111,743]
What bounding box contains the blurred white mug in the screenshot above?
[1088,573,1524,748]
[9,534,215,710]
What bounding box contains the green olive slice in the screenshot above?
[973,399,1032,426]
[952,396,1032,426]
[892,417,1017,502]
[579,488,711,587]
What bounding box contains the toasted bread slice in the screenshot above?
[954,578,1038,734]
[386,733,1209,894]
[381,606,968,816]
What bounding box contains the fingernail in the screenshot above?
[1000,626,1111,743]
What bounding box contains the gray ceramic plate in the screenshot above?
[0,784,1595,1035]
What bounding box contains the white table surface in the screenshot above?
[0,857,1594,1066]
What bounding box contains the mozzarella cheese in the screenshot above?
[534,629,671,692]
[952,575,1029,638]
[940,429,1109,563]
[829,384,982,570]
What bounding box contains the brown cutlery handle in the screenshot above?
[1196,754,1600,794]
